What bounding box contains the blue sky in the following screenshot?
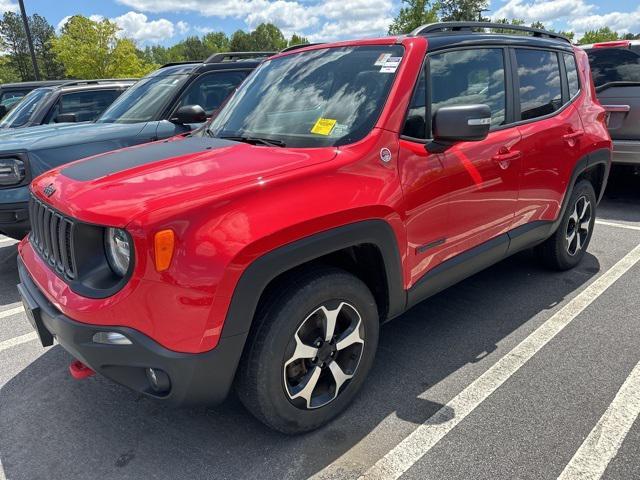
[2,0,639,45]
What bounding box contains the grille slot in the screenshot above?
[29,195,76,279]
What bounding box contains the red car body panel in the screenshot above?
[19,36,611,356]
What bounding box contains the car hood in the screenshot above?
[33,135,337,226]
[0,122,146,151]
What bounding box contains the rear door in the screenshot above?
[510,48,584,227]
[586,44,640,164]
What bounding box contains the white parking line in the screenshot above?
[0,305,24,320]
[0,332,38,353]
[557,360,640,480]
[596,220,640,232]
[358,243,640,480]
[0,238,16,246]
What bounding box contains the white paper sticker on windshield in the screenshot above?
[380,56,402,73]
[374,53,392,66]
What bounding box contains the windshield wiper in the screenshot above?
[221,135,286,148]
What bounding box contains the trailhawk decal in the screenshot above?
[61,137,235,182]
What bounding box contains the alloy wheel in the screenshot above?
[566,195,592,256]
[283,302,365,409]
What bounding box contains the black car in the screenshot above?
[0,80,71,118]
[582,40,640,167]
[0,79,136,130]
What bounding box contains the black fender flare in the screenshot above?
[220,219,406,339]
[552,147,611,232]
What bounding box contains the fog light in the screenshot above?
[92,332,132,345]
[146,368,171,393]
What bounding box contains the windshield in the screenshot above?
[209,45,404,148]
[97,74,189,124]
[0,88,51,128]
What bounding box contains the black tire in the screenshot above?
[536,179,597,271]
[236,267,379,434]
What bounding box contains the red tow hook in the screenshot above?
[69,360,96,380]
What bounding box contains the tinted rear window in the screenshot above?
[587,48,640,88]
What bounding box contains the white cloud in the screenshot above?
[568,6,640,37]
[0,0,17,14]
[113,11,176,43]
[491,0,595,24]
[57,11,185,44]
[176,20,190,34]
[116,0,394,41]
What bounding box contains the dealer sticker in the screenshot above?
[311,118,337,136]
[374,53,392,66]
[380,56,402,73]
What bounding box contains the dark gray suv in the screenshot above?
[582,40,640,167]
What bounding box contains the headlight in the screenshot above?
[105,228,131,277]
[0,158,25,186]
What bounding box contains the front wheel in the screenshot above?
[236,267,379,434]
[536,179,597,270]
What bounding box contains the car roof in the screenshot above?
[0,80,69,90]
[151,51,275,78]
[52,80,136,93]
[580,40,640,50]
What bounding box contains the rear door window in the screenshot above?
[48,89,123,123]
[586,48,640,89]
[514,49,562,121]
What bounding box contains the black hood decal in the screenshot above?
[61,137,235,182]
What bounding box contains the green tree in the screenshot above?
[250,23,287,51]
[53,15,155,79]
[288,33,309,47]
[30,14,65,79]
[0,12,33,80]
[0,55,20,83]
[177,36,209,61]
[578,27,619,44]
[437,0,489,21]
[203,31,230,53]
[229,29,254,51]
[388,0,438,35]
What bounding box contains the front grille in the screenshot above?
[29,194,76,279]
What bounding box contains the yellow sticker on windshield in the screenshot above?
[311,118,337,136]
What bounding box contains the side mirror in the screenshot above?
[432,104,491,143]
[55,113,77,123]
[170,105,207,124]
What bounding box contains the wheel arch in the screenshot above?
[220,219,407,340]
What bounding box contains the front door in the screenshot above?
[430,47,521,262]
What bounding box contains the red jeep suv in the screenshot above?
[17,22,611,433]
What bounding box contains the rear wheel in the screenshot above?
[536,180,596,270]
[236,267,379,434]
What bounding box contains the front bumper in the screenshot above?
[612,140,640,165]
[17,256,248,407]
[0,201,29,239]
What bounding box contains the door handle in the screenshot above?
[563,131,584,145]
[491,150,521,169]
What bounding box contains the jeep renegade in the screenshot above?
[17,23,611,433]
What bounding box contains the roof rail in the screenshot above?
[410,21,571,43]
[160,60,201,68]
[279,43,324,53]
[204,51,276,64]
[58,78,138,87]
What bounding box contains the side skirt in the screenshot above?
[406,220,553,309]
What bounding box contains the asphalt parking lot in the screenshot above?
[1,167,639,480]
